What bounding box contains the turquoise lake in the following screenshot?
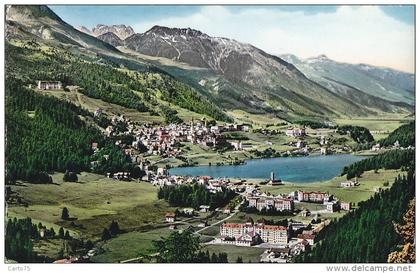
[169,154,366,183]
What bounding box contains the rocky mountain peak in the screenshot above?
[78,24,135,40]
[146,25,208,39]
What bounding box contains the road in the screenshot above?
[194,200,243,235]
[119,201,243,263]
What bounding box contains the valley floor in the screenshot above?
[7,168,404,263]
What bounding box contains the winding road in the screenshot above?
[119,201,243,263]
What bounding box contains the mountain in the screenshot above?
[122,25,411,118]
[356,63,415,94]
[5,5,231,124]
[6,5,413,121]
[281,54,414,105]
[78,24,135,40]
[6,5,117,52]
[97,32,123,47]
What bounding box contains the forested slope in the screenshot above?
[296,167,415,263]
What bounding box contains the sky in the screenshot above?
[50,5,415,73]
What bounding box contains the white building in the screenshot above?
[285,127,306,137]
[37,80,62,90]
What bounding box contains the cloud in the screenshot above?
[132,6,414,73]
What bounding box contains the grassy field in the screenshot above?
[203,244,265,263]
[334,116,411,132]
[261,169,404,204]
[8,172,172,239]
[33,239,66,261]
[36,89,165,124]
[91,226,173,263]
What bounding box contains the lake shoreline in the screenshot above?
[169,153,367,183]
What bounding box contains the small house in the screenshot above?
[340,202,352,211]
[165,212,176,222]
[182,208,194,216]
[199,205,210,213]
[223,208,231,214]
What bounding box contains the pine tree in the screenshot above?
[49,227,55,238]
[210,253,218,263]
[101,228,111,241]
[61,207,69,220]
[388,199,415,263]
[58,227,65,239]
[109,221,120,236]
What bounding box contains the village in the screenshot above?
[157,168,355,263]
[75,106,407,263]
[20,82,410,263]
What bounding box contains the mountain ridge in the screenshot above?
[7,5,414,121]
[77,24,135,40]
[281,53,414,105]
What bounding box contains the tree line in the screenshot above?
[342,149,414,179]
[5,78,105,183]
[6,78,138,183]
[295,167,415,263]
[157,184,236,210]
[294,120,333,129]
[337,125,374,144]
[380,121,415,147]
[353,121,414,151]
[5,217,73,262]
[6,41,230,122]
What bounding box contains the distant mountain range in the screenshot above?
[280,54,414,105]
[6,5,414,121]
[77,24,135,40]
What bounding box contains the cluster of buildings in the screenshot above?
[216,217,332,263]
[228,140,254,151]
[149,173,228,194]
[215,216,333,263]
[340,178,359,188]
[89,111,257,182]
[285,127,306,138]
[371,140,412,152]
[292,190,352,213]
[295,191,330,203]
[260,242,310,263]
[247,196,294,212]
[103,113,252,159]
[218,220,289,246]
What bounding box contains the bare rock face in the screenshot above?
[92,24,135,40]
[122,25,383,117]
[78,24,135,40]
[97,32,123,47]
[123,25,301,86]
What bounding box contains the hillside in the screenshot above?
[296,168,415,263]
[97,32,123,47]
[281,54,414,105]
[6,5,415,124]
[122,26,377,119]
[5,5,231,123]
[6,5,117,52]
